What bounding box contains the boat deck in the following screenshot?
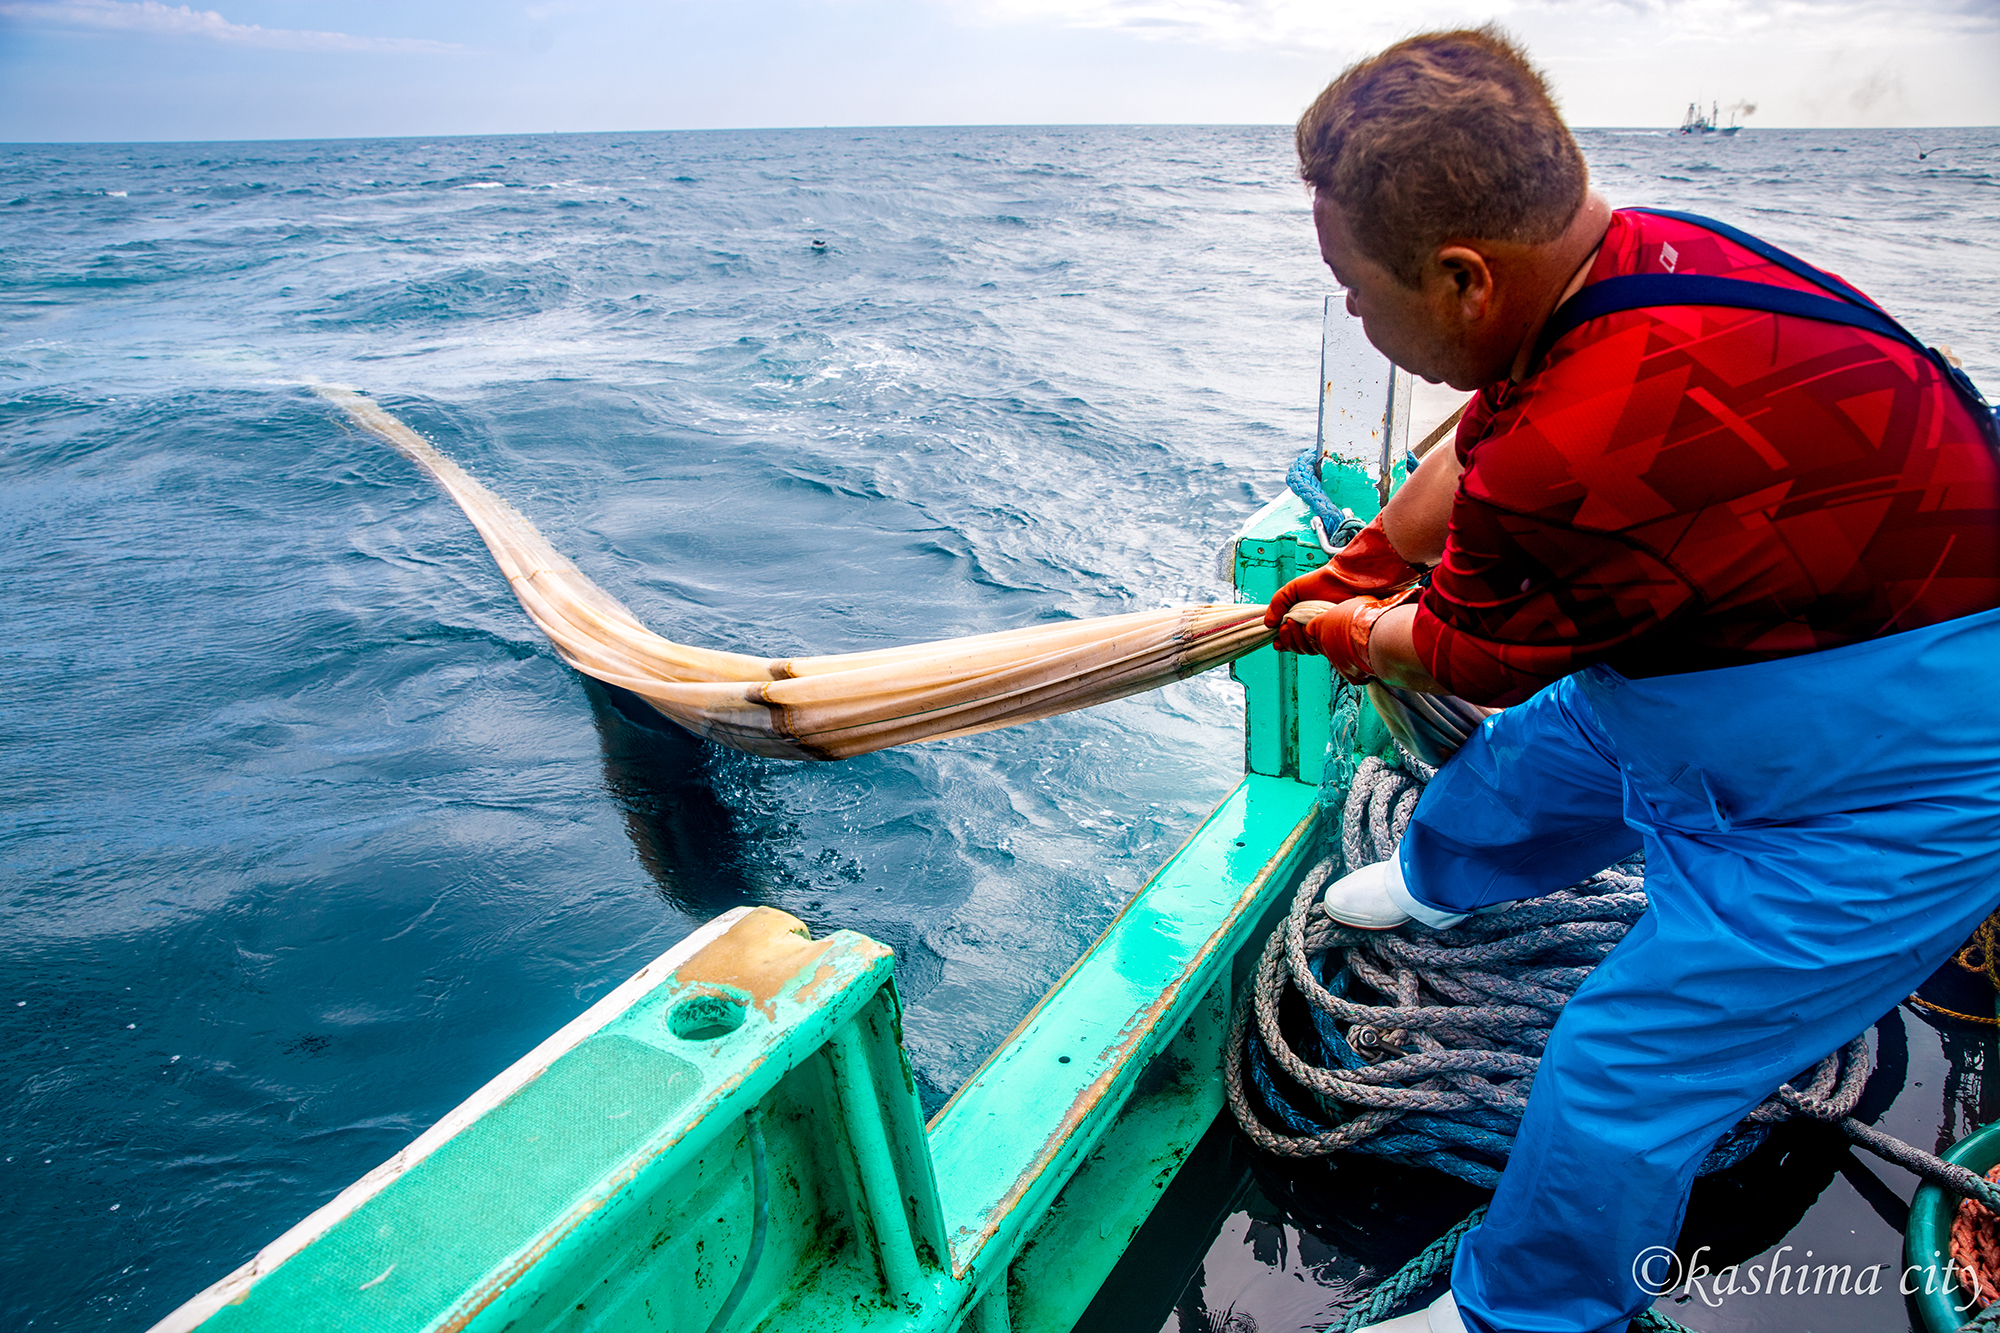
[1137,992,1997,1332]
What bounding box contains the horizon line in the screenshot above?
[2,122,1993,148]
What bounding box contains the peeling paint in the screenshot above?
[672,907,874,1020]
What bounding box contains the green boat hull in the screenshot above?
[153,341,1421,1333]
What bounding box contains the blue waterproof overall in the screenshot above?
[1398,605,2000,1332]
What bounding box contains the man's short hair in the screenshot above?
[1296,26,1587,286]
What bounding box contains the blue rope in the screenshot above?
[1286,446,1366,550]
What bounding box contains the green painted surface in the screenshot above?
[928,773,1318,1275]
[158,329,1402,1333]
[1231,456,1378,782]
[165,918,904,1333]
[162,770,1322,1333]
[1005,978,1231,1333]
[461,983,942,1333]
[201,1035,702,1331]
[1319,455,1382,519]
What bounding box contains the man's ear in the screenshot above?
[1433,245,1494,315]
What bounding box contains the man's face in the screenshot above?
[1312,192,1463,386]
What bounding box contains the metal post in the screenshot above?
[969,1287,1011,1333]
[827,1024,928,1299]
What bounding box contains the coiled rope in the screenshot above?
[1227,753,1859,1182]
[1224,743,2000,1331]
[1911,911,2000,1027]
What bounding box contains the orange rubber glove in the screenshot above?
[1279,586,1421,682]
[1262,515,1425,636]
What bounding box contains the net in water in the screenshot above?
[320,386,1274,761]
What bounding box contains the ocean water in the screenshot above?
[2,124,1996,1332]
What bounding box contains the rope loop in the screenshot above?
[1230,747,1861,1187]
[1249,721,2000,1331]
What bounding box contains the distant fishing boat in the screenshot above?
[1679,100,1743,135]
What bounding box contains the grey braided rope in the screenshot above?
[1225,753,1862,1172]
[1284,1028,2000,1333]
[1223,748,1964,1333]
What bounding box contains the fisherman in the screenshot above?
[1265,28,2000,1333]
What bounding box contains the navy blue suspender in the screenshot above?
[1531,208,2000,447]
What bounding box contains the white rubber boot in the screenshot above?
[1354,1291,1468,1332]
[1320,853,1466,931]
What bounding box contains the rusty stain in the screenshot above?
[791,954,855,1012]
[671,906,877,1020]
[436,1204,580,1333]
[432,916,895,1332]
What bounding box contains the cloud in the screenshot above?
[0,0,468,53]
[955,0,1395,52]
[955,0,1999,53]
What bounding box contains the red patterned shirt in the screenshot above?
[1413,209,2000,707]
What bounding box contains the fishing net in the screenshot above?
[1954,1165,2000,1314]
[319,386,1274,761]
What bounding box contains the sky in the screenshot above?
[0,0,1996,142]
